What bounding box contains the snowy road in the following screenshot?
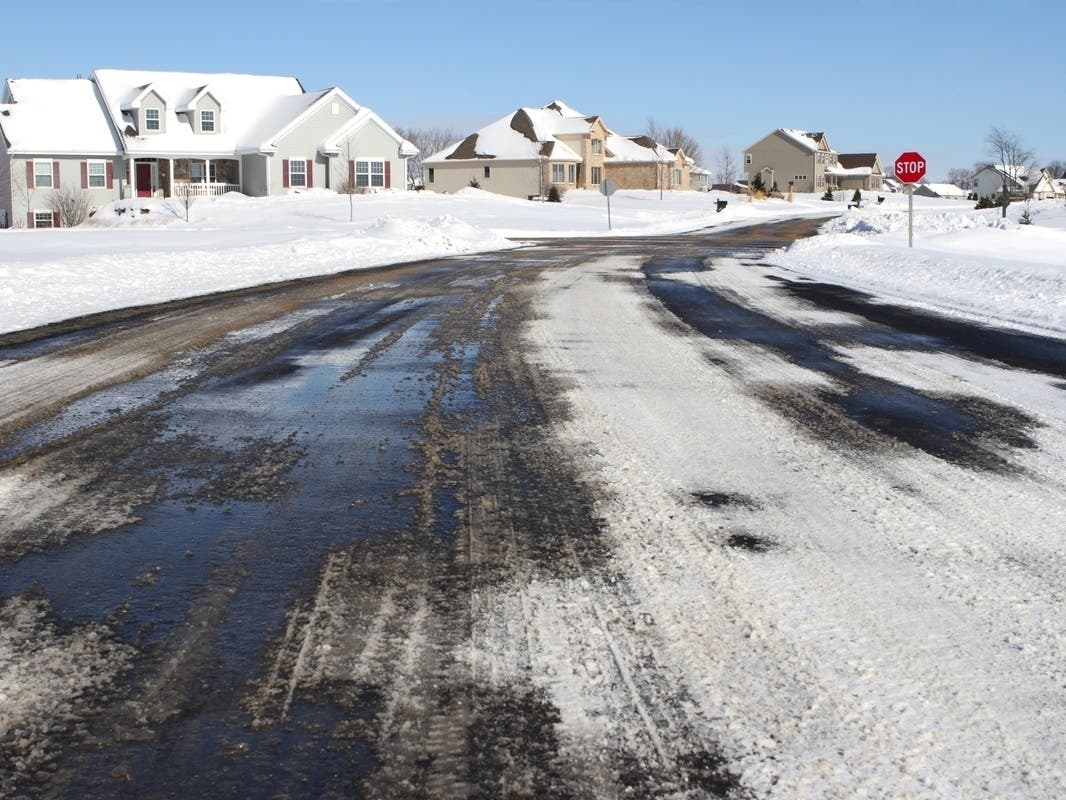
[2,219,1065,798]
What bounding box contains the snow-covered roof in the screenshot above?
[919,183,967,197]
[424,101,597,164]
[93,68,310,156]
[828,165,872,177]
[778,128,835,153]
[0,78,122,156]
[604,132,675,164]
[975,164,1031,182]
[319,105,419,158]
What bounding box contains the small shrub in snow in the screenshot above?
[547,185,562,203]
[47,186,93,227]
[822,188,834,201]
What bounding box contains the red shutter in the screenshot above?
[53,211,61,228]
[26,162,34,189]
[348,160,354,187]
[81,161,89,189]
[27,212,34,228]
[385,161,391,189]
[305,160,313,189]
[53,162,60,189]
[282,159,290,189]
[106,162,114,189]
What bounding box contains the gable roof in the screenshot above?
[319,104,419,158]
[424,101,596,164]
[93,68,309,156]
[0,78,122,156]
[604,132,675,163]
[837,153,880,170]
[778,128,836,153]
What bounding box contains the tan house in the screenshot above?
[603,134,689,192]
[831,153,884,192]
[744,128,839,194]
[423,100,689,199]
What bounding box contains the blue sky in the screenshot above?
[6,0,1065,178]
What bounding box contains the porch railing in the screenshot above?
[173,182,242,197]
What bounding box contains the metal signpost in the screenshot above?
[894,152,927,248]
[600,178,617,230]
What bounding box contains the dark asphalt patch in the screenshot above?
[693,491,760,509]
[780,280,1066,380]
[644,265,1044,472]
[727,533,776,553]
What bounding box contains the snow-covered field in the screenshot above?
[4,186,1061,337]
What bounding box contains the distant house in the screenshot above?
[972,164,1030,201]
[830,153,884,192]
[1054,178,1066,199]
[422,100,689,199]
[1,69,416,229]
[913,183,968,200]
[1026,168,1058,200]
[744,128,839,194]
[689,166,711,191]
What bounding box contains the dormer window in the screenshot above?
[200,109,215,133]
[145,108,161,131]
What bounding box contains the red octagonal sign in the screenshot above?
[895,151,927,184]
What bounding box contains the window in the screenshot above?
[672,169,682,186]
[483,166,491,179]
[591,166,602,185]
[145,108,161,131]
[745,153,752,165]
[200,110,215,132]
[428,168,435,183]
[568,164,575,183]
[794,174,807,181]
[190,162,205,183]
[591,138,602,155]
[87,161,107,188]
[0,210,9,229]
[355,160,386,188]
[551,163,565,183]
[34,161,53,188]
[34,211,54,229]
[289,159,306,187]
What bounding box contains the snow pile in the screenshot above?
[771,197,1066,337]
[0,595,134,789]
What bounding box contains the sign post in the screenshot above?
[894,152,926,248]
[600,178,617,231]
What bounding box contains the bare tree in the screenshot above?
[715,146,738,188]
[394,126,460,187]
[984,126,1034,218]
[331,138,363,221]
[945,167,973,190]
[47,185,94,227]
[171,181,196,223]
[645,118,704,167]
[1044,159,1066,179]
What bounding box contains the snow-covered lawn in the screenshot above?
[1,187,1064,337]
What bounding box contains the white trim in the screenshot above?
[200,109,215,133]
[144,107,161,132]
[87,159,107,188]
[33,209,55,228]
[289,157,307,188]
[354,158,386,188]
[33,159,54,188]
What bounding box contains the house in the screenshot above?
[689,166,711,191]
[422,100,689,199]
[603,133,689,192]
[1054,178,1066,199]
[0,78,124,230]
[830,153,884,192]
[1026,168,1058,200]
[744,129,839,194]
[913,183,968,200]
[1,69,416,229]
[972,164,1030,201]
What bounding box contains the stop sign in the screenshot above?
[895,152,927,184]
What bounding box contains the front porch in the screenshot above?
[130,157,241,198]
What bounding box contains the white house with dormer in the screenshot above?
[0,69,416,228]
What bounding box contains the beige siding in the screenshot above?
[332,120,409,191]
[745,130,820,193]
[242,154,269,196]
[425,160,545,198]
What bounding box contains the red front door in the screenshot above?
[136,163,153,198]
